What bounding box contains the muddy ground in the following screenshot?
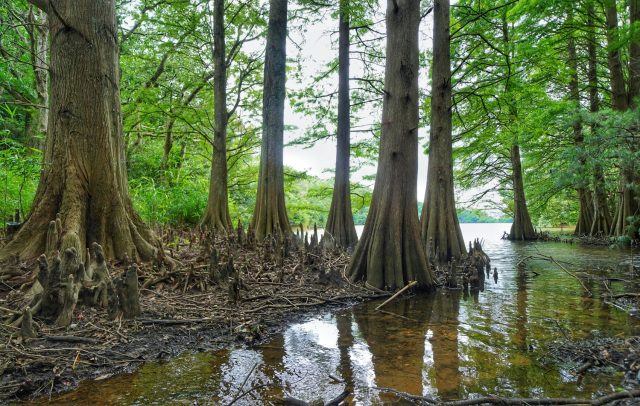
[0,228,396,403]
[2,227,639,404]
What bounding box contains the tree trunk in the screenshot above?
[1,0,159,263]
[567,24,594,235]
[348,0,434,291]
[587,4,612,236]
[604,0,628,112]
[630,0,640,108]
[159,115,175,173]
[421,0,466,265]
[606,0,639,238]
[27,7,48,147]
[625,0,640,238]
[201,0,232,231]
[251,0,291,240]
[508,144,537,240]
[325,0,358,250]
[499,9,536,241]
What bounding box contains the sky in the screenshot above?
[281,4,435,201]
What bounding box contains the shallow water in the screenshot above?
[44,224,639,405]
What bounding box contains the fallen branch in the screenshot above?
[442,388,640,405]
[375,281,417,311]
[373,386,640,405]
[138,318,214,325]
[45,335,101,345]
[519,254,592,296]
[605,293,640,299]
[326,390,350,406]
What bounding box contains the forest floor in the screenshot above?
[1,228,639,404]
[0,229,397,403]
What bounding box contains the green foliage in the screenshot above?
[1,0,638,239]
[0,130,41,221]
[534,189,579,228]
[456,208,512,224]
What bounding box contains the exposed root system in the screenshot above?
[0,228,389,402]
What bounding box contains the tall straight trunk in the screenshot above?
[568,24,594,235]
[604,0,628,112]
[508,144,537,240]
[587,3,613,236]
[606,0,639,237]
[348,0,434,291]
[500,11,536,241]
[630,0,640,107]
[325,0,358,250]
[624,0,640,238]
[421,0,466,264]
[251,0,291,240]
[1,0,159,263]
[202,0,232,231]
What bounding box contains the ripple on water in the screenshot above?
[44,223,639,405]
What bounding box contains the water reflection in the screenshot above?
[353,298,432,400]
[45,224,640,405]
[429,291,461,400]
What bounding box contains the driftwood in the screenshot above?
[373,386,640,406]
[375,281,417,311]
[283,390,350,406]
[45,335,100,344]
[518,253,591,296]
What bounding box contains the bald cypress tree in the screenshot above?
[421,0,466,264]
[348,0,434,291]
[1,0,159,263]
[251,0,292,240]
[325,0,358,250]
[201,0,232,231]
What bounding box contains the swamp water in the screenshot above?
[43,224,639,405]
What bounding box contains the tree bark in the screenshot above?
[251,0,291,241]
[421,0,466,265]
[587,4,613,236]
[499,10,536,241]
[0,0,159,263]
[567,23,594,235]
[325,0,358,250]
[159,115,176,173]
[630,0,640,107]
[502,8,536,241]
[604,0,628,112]
[624,0,640,238]
[606,0,639,238]
[201,0,232,231]
[508,144,537,240]
[348,0,434,291]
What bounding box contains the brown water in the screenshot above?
[43,224,640,405]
